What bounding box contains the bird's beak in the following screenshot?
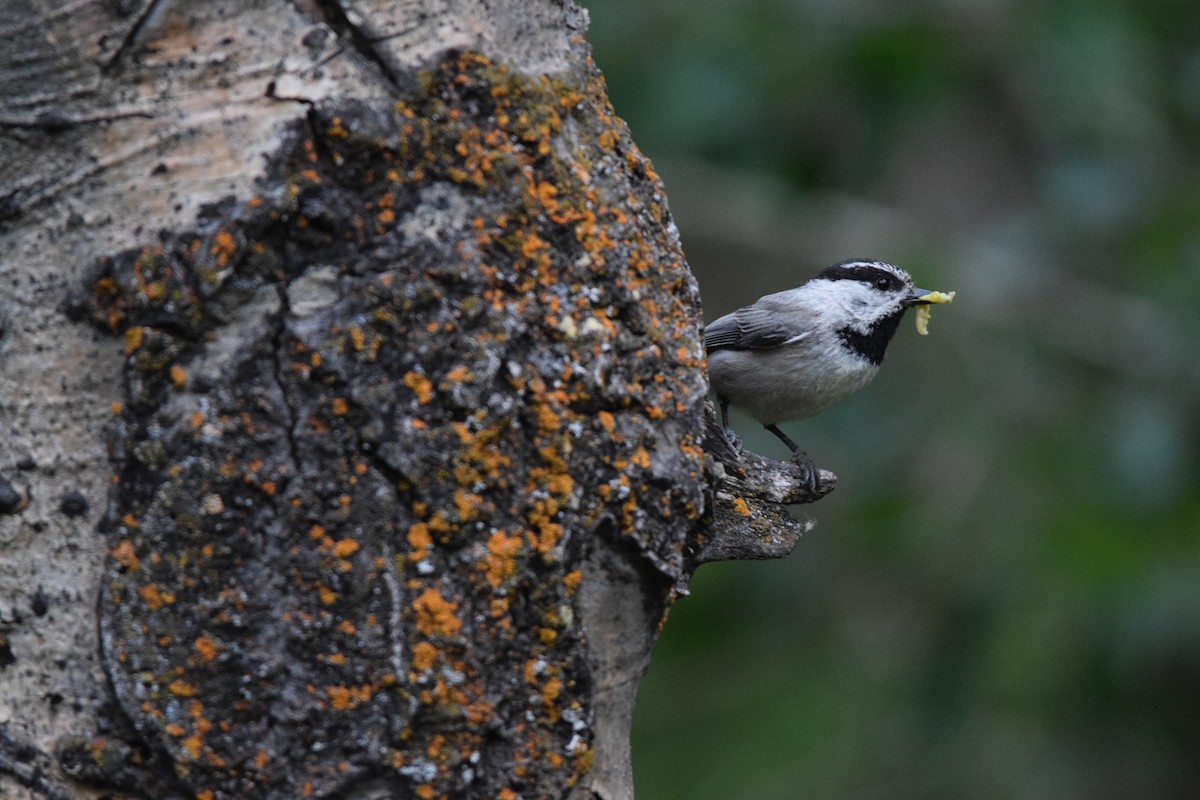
[908,288,956,306]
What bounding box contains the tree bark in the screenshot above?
[0,3,827,798]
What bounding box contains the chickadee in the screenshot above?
[705,259,953,488]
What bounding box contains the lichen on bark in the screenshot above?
[65,49,709,799]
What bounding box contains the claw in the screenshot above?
[703,402,746,468]
[764,422,823,496]
[791,450,821,495]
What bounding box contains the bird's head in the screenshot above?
[804,259,950,364]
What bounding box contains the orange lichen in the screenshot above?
[489,596,511,619]
[326,684,372,711]
[562,570,583,594]
[451,421,473,445]
[403,371,433,403]
[453,489,483,521]
[168,679,196,697]
[482,530,522,587]
[532,402,560,433]
[182,735,203,759]
[543,471,573,498]
[412,588,463,637]
[123,326,144,353]
[327,117,349,139]
[193,636,220,663]
[110,539,140,570]
[426,733,446,760]
[410,641,439,673]
[211,229,236,267]
[528,516,563,557]
[332,538,360,558]
[428,510,452,536]
[631,446,651,469]
[407,522,432,560]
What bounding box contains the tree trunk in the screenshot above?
[0,3,825,798]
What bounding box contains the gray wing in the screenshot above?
[704,302,812,353]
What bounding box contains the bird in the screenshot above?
[704,259,954,490]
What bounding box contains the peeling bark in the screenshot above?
[1,3,826,799]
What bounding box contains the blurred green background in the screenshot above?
[582,1,1200,797]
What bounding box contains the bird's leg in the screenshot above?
[763,423,820,493]
[716,397,742,455]
[762,422,803,456]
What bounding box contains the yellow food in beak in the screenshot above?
[914,290,955,336]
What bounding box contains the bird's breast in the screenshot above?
[708,339,879,424]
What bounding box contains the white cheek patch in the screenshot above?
[808,281,879,322]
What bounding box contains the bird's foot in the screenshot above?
[723,426,744,455]
[790,450,822,496]
[702,402,746,469]
[762,423,825,496]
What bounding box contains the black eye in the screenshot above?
[874,277,892,291]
